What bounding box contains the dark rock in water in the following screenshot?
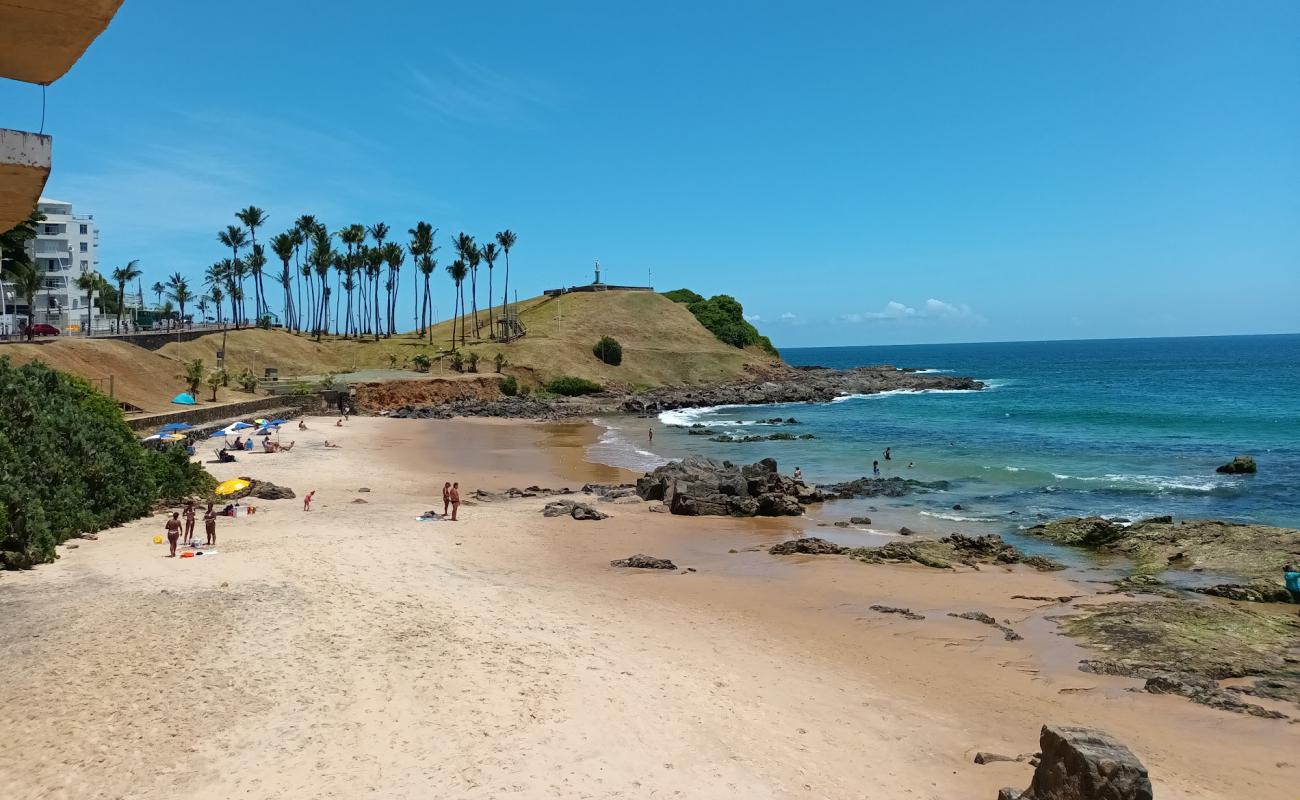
[898,526,915,536]
[686,427,715,435]
[833,521,851,528]
[708,432,815,443]
[949,610,1023,641]
[248,480,296,500]
[997,725,1152,800]
[769,537,845,555]
[869,604,925,620]
[953,504,963,511]
[850,516,872,525]
[1215,455,1256,474]
[610,554,677,570]
[819,476,949,500]
[635,456,817,517]
[541,500,608,520]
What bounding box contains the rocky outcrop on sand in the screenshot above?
[845,534,1064,572]
[869,605,925,620]
[634,456,821,517]
[768,537,845,555]
[610,554,677,570]
[1026,515,1298,591]
[998,725,1152,800]
[473,486,575,501]
[818,476,950,499]
[581,483,639,501]
[1060,599,1300,715]
[219,478,296,501]
[389,396,564,420]
[948,610,1023,641]
[1215,454,1257,474]
[541,500,608,520]
[621,365,982,413]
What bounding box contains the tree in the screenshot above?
[593,335,623,365]
[310,226,334,341]
[247,244,268,325]
[408,222,437,337]
[296,215,319,334]
[480,242,499,338]
[217,225,247,324]
[166,272,193,327]
[205,368,225,401]
[179,358,204,396]
[339,225,365,337]
[446,259,468,349]
[236,206,268,318]
[151,281,165,309]
[196,294,210,324]
[495,230,517,318]
[365,245,383,340]
[74,271,99,336]
[209,285,225,327]
[418,254,436,342]
[9,263,41,339]
[270,231,297,331]
[111,260,142,329]
[382,242,403,337]
[454,233,479,337]
[229,257,249,327]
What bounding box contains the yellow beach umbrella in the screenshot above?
[215,478,250,496]
[161,433,186,442]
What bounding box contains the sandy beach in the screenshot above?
[1,416,1295,800]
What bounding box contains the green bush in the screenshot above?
[449,352,464,372]
[234,367,259,393]
[466,352,481,373]
[592,336,623,366]
[411,353,432,373]
[0,358,215,568]
[662,288,704,304]
[544,376,603,396]
[498,376,518,396]
[685,294,780,357]
[493,353,508,373]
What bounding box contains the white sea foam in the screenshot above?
[587,420,670,472]
[830,387,984,404]
[919,511,999,523]
[1049,472,1221,493]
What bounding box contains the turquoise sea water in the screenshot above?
[591,334,1300,532]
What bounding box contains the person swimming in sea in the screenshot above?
[884,447,891,461]
[872,460,880,477]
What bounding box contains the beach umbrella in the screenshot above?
[214,478,250,496]
[208,430,231,439]
[269,419,288,426]
[254,418,268,426]
[161,433,186,442]
[227,421,253,431]
[158,422,193,432]
[142,434,163,441]
[171,392,196,405]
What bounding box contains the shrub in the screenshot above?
[592,336,623,366]
[498,375,518,396]
[466,352,480,373]
[662,288,704,304]
[493,353,508,373]
[234,367,259,393]
[411,353,432,373]
[0,359,214,568]
[449,352,464,373]
[685,294,780,357]
[179,358,204,396]
[204,369,226,401]
[387,354,399,369]
[544,376,603,396]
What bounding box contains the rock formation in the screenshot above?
[1215,454,1257,474]
[541,500,608,520]
[610,554,677,570]
[634,456,820,517]
[769,537,845,555]
[997,725,1152,800]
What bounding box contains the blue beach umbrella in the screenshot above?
[158,422,193,432]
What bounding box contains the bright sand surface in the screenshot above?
[1,416,1296,799]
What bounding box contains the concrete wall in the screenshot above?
[125,392,339,432]
[0,129,52,233]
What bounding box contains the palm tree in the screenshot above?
[480,242,499,338]
[270,232,296,331]
[364,245,383,340]
[417,253,436,341]
[230,258,249,327]
[9,263,41,339]
[236,206,268,317]
[382,241,404,337]
[447,259,468,348]
[111,260,142,330]
[151,281,165,310]
[197,294,210,324]
[209,285,225,327]
[74,271,99,336]
[310,226,333,340]
[454,233,479,338]
[167,272,193,327]
[338,225,365,337]
[295,215,318,333]
[247,244,267,325]
[407,222,436,332]
[218,225,247,323]
[496,229,517,319]
[289,227,305,332]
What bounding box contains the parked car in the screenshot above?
[24,323,60,337]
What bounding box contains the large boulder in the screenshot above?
[248,480,296,500]
[610,554,677,569]
[635,456,813,517]
[541,500,608,520]
[769,537,845,555]
[1215,455,1256,474]
[998,725,1152,800]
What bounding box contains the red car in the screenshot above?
[24,323,60,337]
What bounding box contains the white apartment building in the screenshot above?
[25,197,100,332]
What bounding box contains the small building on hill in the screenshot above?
[544,262,653,297]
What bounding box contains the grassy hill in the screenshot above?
[1,290,782,412]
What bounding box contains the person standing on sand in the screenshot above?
[872,460,880,477]
[203,502,217,546]
[1285,564,1300,604]
[182,501,196,544]
[442,482,452,516]
[449,482,461,521]
[165,512,182,557]
[303,491,315,512]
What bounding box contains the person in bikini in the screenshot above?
[442,482,452,517]
[165,512,182,557]
[204,502,217,546]
[449,482,461,521]
[182,501,196,544]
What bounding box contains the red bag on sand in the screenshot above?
[180,552,196,559]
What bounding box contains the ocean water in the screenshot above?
[590,334,1300,533]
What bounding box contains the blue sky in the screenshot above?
[4,0,1297,346]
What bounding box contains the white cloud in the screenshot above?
[923,298,976,319]
[744,312,762,322]
[778,312,806,326]
[863,300,917,320]
[845,298,981,324]
[407,53,562,129]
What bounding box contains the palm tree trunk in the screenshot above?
[502,251,510,325]
[469,268,479,339]
[488,268,494,340]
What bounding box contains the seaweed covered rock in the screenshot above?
[1215,455,1256,474]
[998,725,1152,800]
[769,537,845,555]
[634,456,819,517]
[819,476,949,500]
[845,534,1063,572]
[610,554,677,570]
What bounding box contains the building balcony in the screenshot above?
[0,129,52,233]
[0,0,125,85]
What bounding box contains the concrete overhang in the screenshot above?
[0,0,124,84]
[0,128,52,232]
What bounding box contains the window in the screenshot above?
[79,224,88,235]
[79,242,88,253]
[44,225,57,235]
[80,260,88,269]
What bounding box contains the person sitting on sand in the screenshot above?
[204,502,217,546]
[263,439,277,453]
[323,440,341,448]
[1285,564,1300,605]
[449,482,461,521]
[336,418,344,427]
[165,512,182,557]
[182,501,196,544]
[233,436,244,450]
[298,419,308,431]
[442,482,452,517]
[303,491,315,512]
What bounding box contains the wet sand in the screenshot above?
[0,416,1294,799]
